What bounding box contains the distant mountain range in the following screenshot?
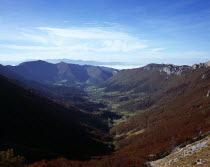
[46,59,134,66]
[6,60,118,86]
[0,59,141,68]
[1,58,209,69]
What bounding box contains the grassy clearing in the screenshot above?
[112,111,137,126]
[85,85,139,131]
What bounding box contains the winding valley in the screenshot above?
[0,60,209,167]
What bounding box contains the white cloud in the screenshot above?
[21,33,49,44]
[37,27,136,40]
[100,40,148,52]
[0,26,149,56]
[36,27,149,53]
[2,26,183,62]
[0,44,59,50]
[151,48,165,52]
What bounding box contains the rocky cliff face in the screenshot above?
[192,61,210,69]
[143,64,191,75]
[143,61,210,76]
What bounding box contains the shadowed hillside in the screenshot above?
[0,74,112,161]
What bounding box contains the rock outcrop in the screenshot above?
[149,134,210,167]
[143,64,190,75]
[207,90,210,97]
[192,61,210,69]
[144,61,210,76]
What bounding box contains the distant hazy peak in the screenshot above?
[56,61,70,65]
[18,60,53,67]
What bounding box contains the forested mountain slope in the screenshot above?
[0,75,112,161]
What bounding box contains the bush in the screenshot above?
[0,149,25,167]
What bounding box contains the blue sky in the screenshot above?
[0,0,210,65]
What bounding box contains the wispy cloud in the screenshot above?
[21,33,49,44]
[0,44,59,50]
[0,26,149,54]
[37,27,135,40]
[151,48,165,52]
[0,25,208,63]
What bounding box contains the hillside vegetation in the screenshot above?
[0,75,112,161]
[0,61,209,167]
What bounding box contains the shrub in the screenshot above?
[0,149,25,167]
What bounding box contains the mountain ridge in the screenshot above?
[143,60,210,75]
[7,60,118,86]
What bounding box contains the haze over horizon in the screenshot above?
[0,0,210,66]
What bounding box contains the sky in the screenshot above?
[0,0,210,66]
